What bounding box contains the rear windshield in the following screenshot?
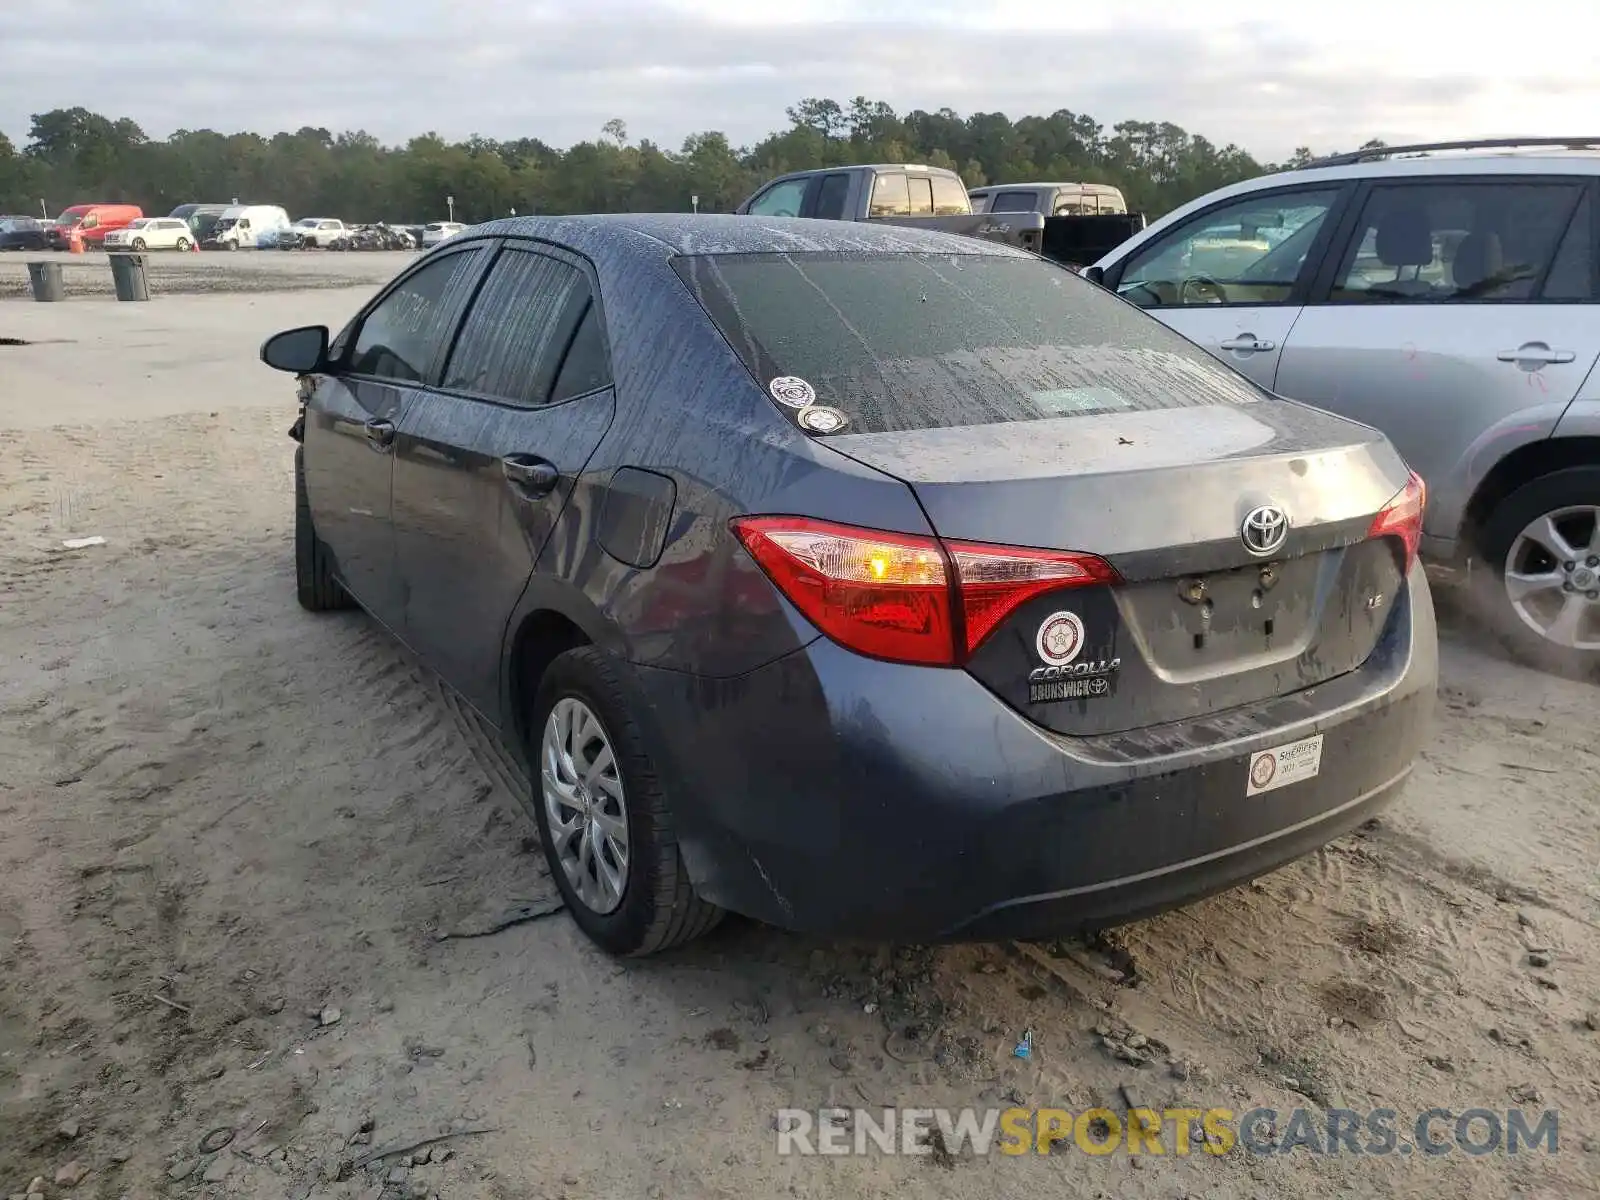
[673,251,1265,435]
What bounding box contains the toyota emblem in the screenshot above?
[1241,504,1289,556]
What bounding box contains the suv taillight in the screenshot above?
[1368,471,1426,573]
[730,516,1119,666]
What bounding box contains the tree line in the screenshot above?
[0,99,1371,225]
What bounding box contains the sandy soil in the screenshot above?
[2,272,1598,1200]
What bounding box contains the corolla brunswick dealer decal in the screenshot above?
[1028,610,1121,703]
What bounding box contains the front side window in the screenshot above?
[868,173,911,217]
[748,179,808,218]
[81,214,99,229]
[1329,181,1587,303]
[441,249,588,406]
[1118,188,1340,308]
[347,249,483,382]
[675,251,1266,436]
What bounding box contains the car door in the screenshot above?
[302,242,488,629]
[389,242,617,716]
[1276,176,1600,536]
[1102,184,1350,390]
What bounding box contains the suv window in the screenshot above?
[748,179,808,218]
[1118,188,1339,308]
[868,173,911,217]
[675,251,1267,436]
[347,249,483,382]
[930,174,968,216]
[1542,192,1596,302]
[441,248,588,406]
[1330,181,1589,303]
[549,303,613,403]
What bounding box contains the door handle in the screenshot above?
[1497,343,1576,365]
[363,418,395,447]
[1220,335,1275,352]
[501,454,560,497]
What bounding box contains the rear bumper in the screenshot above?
[632,564,1438,942]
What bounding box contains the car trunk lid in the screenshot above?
[822,401,1411,735]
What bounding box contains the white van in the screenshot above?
[205,205,291,250]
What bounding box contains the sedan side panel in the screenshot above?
[392,389,616,718]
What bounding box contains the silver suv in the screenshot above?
[1091,138,1600,675]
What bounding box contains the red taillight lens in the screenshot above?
[1368,470,1426,573]
[945,539,1120,655]
[730,516,1118,666]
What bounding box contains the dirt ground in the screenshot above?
[2,264,1598,1200]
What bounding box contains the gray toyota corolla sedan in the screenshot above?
[260,214,1437,957]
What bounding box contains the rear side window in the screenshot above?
[814,173,850,220]
[1329,181,1586,302]
[442,248,587,406]
[674,251,1266,436]
[1541,191,1595,301]
[348,249,482,382]
[550,304,613,403]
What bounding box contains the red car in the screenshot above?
[47,203,143,249]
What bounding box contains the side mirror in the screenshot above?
[261,325,331,375]
[1081,265,1106,287]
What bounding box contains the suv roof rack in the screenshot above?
[1304,137,1600,169]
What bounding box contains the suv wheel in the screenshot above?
[294,449,353,612]
[529,647,722,956]
[1474,466,1600,678]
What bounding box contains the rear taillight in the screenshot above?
[1368,470,1426,573]
[729,516,1119,666]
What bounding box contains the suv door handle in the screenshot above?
[501,454,560,497]
[363,418,395,447]
[1220,335,1275,352]
[1497,343,1576,365]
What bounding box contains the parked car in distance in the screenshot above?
[260,214,1436,956]
[970,181,1129,216]
[103,217,195,251]
[279,217,350,249]
[1089,137,1600,675]
[421,221,469,246]
[205,204,291,249]
[739,164,1143,267]
[46,203,143,249]
[0,215,50,250]
[168,203,230,243]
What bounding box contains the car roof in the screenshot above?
[471,213,1032,261]
[971,182,1118,192]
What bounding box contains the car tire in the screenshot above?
[1473,465,1600,679]
[175,237,190,252]
[130,237,146,251]
[294,449,353,613]
[529,646,723,956]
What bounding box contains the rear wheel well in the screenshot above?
[508,610,591,749]
[1461,437,1600,557]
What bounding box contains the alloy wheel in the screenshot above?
[1502,505,1600,651]
[540,697,630,914]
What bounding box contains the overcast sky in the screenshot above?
[2,0,1593,161]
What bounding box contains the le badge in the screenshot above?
[1028,609,1120,703]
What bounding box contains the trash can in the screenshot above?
[108,253,150,302]
[27,261,65,303]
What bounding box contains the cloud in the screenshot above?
[0,1,1592,161]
